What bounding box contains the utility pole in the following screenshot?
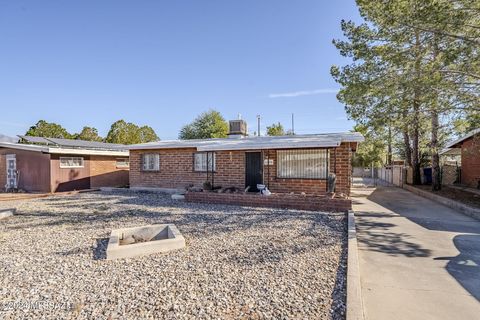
[256,115,261,136]
[291,113,295,135]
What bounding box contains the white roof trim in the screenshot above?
[128,132,364,151]
[439,148,461,156]
[0,142,129,157]
[445,128,480,149]
[48,148,129,156]
[197,140,341,151]
[0,142,48,153]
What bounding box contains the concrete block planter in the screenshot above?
[0,209,15,220]
[106,224,185,260]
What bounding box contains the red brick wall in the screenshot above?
[89,156,129,188]
[333,143,353,195]
[130,148,246,190]
[50,154,91,192]
[130,143,354,195]
[0,153,6,190]
[0,148,51,192]
[185,191,352,212]
[461,136,480,188]
[264,143,352,195]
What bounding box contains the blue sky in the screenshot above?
[0,1,362,139]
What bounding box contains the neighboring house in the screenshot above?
[0,137,130,192]
[444,128,480,189]
[128,120,363,196]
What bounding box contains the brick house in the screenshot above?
[444,128,480,189]
[128,120,363,198]
[0,137,129,193]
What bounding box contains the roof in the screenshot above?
[0,142,129,157]
[18,135,126,151]
[439,148,461,156]
[445,128,480,149]
[128,132,364,151]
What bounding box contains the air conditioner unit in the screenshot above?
[228,120,247,137]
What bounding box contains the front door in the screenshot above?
[245,152,263,192]
[6,154,17,189]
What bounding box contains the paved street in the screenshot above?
[353,180,480,320]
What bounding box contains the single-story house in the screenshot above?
[128,120,363,197]
[444,128,480,189]
[0,137,130,193]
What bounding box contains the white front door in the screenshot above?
[6,154,17,189]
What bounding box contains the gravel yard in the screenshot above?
[0,191,347,319]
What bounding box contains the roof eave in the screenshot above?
[197,142,342,152]
[47,148,129,156]
[445,128,480,149]
[0,142,128,156]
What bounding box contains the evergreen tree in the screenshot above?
[332,0,479,190]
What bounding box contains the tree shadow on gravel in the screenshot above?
[6,192,345,235]
[92,238,109,260]
[5,192,347,267]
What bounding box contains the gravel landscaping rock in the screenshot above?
[0,191,346,319]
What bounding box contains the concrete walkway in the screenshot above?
[352,181,480,320]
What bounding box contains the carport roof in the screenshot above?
[17,135,126,151]
[128,132,364,151]
[0,142,129,156]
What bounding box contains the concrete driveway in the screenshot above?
[352,180,480,320]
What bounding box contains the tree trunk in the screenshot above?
[401,96,413,168]
[412,30,422,185]
[411,103,421,185]
[431,108,441,190]
[387,125,393,165]
[431,36,441,191]
[403,130,412,167]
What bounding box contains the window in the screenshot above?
[194,152,216,172]
[116,158,130,168]
[142,154,160,171]
[60,157,84,168]
[277,149,328,179]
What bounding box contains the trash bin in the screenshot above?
[423,168,432,185]
[328,173,336,193]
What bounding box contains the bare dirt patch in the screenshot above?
[414,185,480,209]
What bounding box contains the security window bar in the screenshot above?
[60,157,84,168]
[194,152,216,172]
[277,149,328,179]
[142,154,160,171]
[116,158,130,168]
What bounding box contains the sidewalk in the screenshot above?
[352,183,480,320]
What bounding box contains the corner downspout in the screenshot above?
[210,151,214,189]
[267,149,270,189]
